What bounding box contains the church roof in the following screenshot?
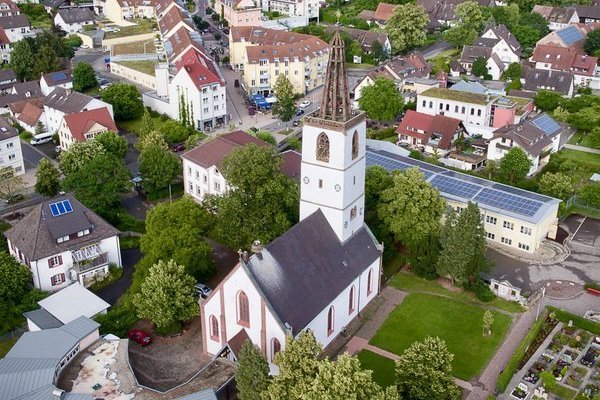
[243,210,381,335]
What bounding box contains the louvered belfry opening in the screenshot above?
[319,30,351,122]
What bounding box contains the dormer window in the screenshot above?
[77,229,90,237]
[57,235,70,244]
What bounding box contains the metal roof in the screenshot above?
[38,283,110,324]
[366,145,560,224]
[176,389,218,400]
[23,308,64,330]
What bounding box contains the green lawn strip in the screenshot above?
[370,293,512,380]
[0,337,17,357]
[559,149,600,168]
[118,115,163,135]
[548,306,600,335]
[390,272,525,314]
[357,350,396,389]
[568,131,600,150]
[547,383,577,400]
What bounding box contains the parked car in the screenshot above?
[298,100,311,108]
[295,109,304,116]
[293,120,300,127]
[30,132,53,145]
[195,283,212,299]
[80,44,90,49]
[171,143,185,152]
[128,329,152,346]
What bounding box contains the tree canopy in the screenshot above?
[580,183,600,208]
[138,144,181,195]
[95,131,128,159]
[455,1,485,32]
[10,31,72,81]
[0,167,25,203]
[236,340,270,400]
[140,196,214,280]
[538,172,574,200]
[101,83,144,121]
[0,251,31,304]
[59,140,106,175]
[472,56,491,80]
[584,28,600,56]
[534,90,563,112]
[385,4,429,54]
[133,259,198,332]
[35,158,60,197]
[499,147,531,184]
[358,77,404,121]
[272,75,296,123]
[72,62,98,92]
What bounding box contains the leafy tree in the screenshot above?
[10,38,36,81]
[34,121,45,136]
[507,0,536,12]
[500,147,531,184]
[236,340,270,400]
[567,106,600,132]
[211,144,299,250]
[483,309,494,336]
[410,235,440,280]
[272,75,296,124]
[437,202,489,285]
[138,130,169,152]
[138,144,181,194]
[489,3,520,28]
[101,83,144,121]
[472,56,491,80]
[159,119,193,144]
[502,62,521,82]
[580,183,600,208]
[133,259,198,332]
[185,132,205,149]
[534,90,562,112]
[35,158,60,196]
[377,168,446,251]
[365,165,393,215]
[561,94,600,113]
[255,130,276,145]
[0,251,31,304]
[370,40,387,62]
[455,1,485,32]
[445,25,478,48]
[140,197,214,280]
[358,77,404,121]
[512,23,543,50]
[140,109,154,136]
[538,172,573,200]
[585,28,600,55]
[385,4,429,54]
[59,140,106,175]
[396,336,461,400]
[0,167,25,203]
[72,62,98,92]
[95,131,128,159]
[62,153,131,217]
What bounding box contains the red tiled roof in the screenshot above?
[8,96,43,115]
[166,26,204,62]
[531,44,597,76]
[175,47,224,88]
[17,101,43,127]
[158,5,193,35]
[0,27,9,45]
[63,107,117,142]
[395,110,462,150]
[280,150,301,180]
[373,3,398,21]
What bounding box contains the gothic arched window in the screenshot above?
[238,291,250,327]
[210,315,219,341]
[271,338,281,362]
[352,131,359,160]
[316,132,330,162]
[327,306,335,335]
[348,286,355,314]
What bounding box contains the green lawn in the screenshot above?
[547,383,577,400]
[559,149,600,168]
[370,293,512,380]
[104,19,157,39]
[568,131,600,150]
[357,350,396,389]
[117,60,157,76]
[0,337,17,358]
[390,272,526,314]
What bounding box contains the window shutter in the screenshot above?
[58,255,63,265]
[48,258,52,268]
[60,273,66,282]
[51,275,56,285]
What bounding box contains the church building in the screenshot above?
[201,31,383,371]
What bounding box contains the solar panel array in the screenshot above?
[52,72,67,81]
[557,26,584,45]
[366,148,557,221]
[474,188,543,217]
[49,200,73,217]
[532,114,560,136]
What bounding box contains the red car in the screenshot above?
[128,329,152,346]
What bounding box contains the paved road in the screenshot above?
[20,140,46,166]
[564,143,600,154]
[421,39,452,59]
[97,248,141,305]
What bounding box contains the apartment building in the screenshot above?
[259,0,319,25]
[216,0,262,27]
[0,14,33,63]
[229,26,329,95]
[530,44,599,90]
[58,107,117,150]
[0,116,24,175]
[43,87,114,133]
[103,0,156,22]
[532,5,579,31]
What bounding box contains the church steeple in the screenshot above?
[319,30,351,122]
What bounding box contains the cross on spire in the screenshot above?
[319,30,351,122]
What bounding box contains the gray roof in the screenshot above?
[3,194,120,261]
[0,116,17,141]
[244,210,382,335]
[0,15,30,29]
[0,316,99,400]
[523,68,573,96]
[57,8,94,23]
[44,0,69,8]
[176,389,218,400]
[451,80,487,94]
[460,45,492,63]
[43,87,94,114]
[0,68,16,82]
[23,308,64,329]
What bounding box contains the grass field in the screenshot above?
[117,60,158,76]
[568,131,599,150]
[559,149,600,168]
[0,337,17,358]
[370,293,512,380]
[357,350,396,389]
[112,40,156,55]
[105,19,157,39]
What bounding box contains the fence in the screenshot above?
[565,196,600,219]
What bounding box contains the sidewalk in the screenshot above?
[564,144,600,154]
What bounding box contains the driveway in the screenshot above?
[97,248,141,305]
[488,215,600,293]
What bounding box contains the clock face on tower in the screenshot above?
[303,176,310,184]
[334,184,341,192]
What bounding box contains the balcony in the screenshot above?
[74,252,109,273]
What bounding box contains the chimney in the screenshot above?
[52,388,64,400]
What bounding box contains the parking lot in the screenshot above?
[565,214,600,254]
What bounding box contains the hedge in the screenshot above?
[547,306,600,336]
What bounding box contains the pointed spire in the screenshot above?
[319,30,351,122]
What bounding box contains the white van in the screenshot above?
[30,132,53,146]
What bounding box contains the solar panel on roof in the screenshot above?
[430,175,482,200]
[441,170,492,187]
[365,152,433,179]
[48,200,73,217]
[490,183,553,203]
[532,114,560,136]
[474,188,543,217]
[556,26,584,45]
[52,72,67,81]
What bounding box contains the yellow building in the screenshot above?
[229,26,329,95]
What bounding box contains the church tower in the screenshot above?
[299,31,367,243]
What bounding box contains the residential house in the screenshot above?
[383,52,431,80]
[0,116,24,175]
[0,0,20,17]
[522,67,574,97]
[202,34,382,370]
[396,109,465,156]
[216,0,262,27]
[158,4,194,39]
[182,130,300,201]
[155,0,182,18]
[3,194,122,291]
[574,6,600,24]
[417,0,495,30]
[228,26,330,95]
[357,3,397,26]
[537,25,587,52]
[487,113,569,175]
[43,87,114,133]
[103,0,156,22]
[40,69,73,96]
[0,80,41,111]
[400,77,441,102]
[532,5,579,31]
[54,7,95,33]
[0,316,99,400]
[0,68,16,92]
[0,14,32,63]
[259,0,319,25]
[44,0,72,13]
[11,97,45,134]
[325,26,391,56]
[24,282,109,331]
[163,25,204,63]
[530,44,600,89]
[416,87,534,138]
[58,107,117,150]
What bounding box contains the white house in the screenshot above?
[0,15,32,43]
[201,32,382,371]
[58,107,117,150]
[54,8,95,33]
[24,282,110,331]
[460,25,522,78]
[43,87,114,133]
[40,69,73,96]
[259,0,319,25]
[0,116,24,175]
[3,194,122,291]
[532,5,579,31]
